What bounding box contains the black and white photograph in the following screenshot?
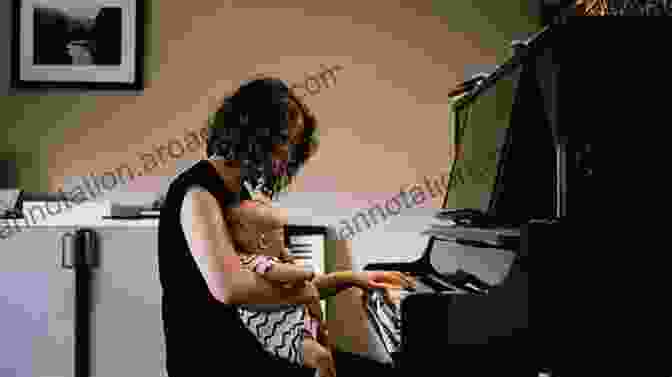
[11,0,144,90]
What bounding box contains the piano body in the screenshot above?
[363,22,573,374]
[282,21,587,374]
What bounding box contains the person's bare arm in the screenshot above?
[313,271,360,299]
[312,268,415,302]
[241,253,313,284]
[181,186,318,305]
[261,261,313,284]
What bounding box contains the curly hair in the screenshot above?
[206,76,319,199]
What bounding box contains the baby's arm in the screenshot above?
[265,261,314,284]
[242,254,313,284]
[312,271,359,299]
[313,271,413,299]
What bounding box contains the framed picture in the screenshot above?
[11,0,144,90]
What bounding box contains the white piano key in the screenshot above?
[288,234,327,318]
[288,235,324,276]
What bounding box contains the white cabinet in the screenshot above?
[2,223,353,376]
[88,227,165,377]
[0,225,166,377]
[0,226,76,377]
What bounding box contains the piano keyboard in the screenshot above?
[287,233,327,317]
[287,234,325,275]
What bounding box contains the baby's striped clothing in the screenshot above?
[237,253,322,364]
[239,253,321,339]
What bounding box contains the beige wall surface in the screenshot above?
[2,1,539,205]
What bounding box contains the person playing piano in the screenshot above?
[226,195,409,377]
[158,77,412,377]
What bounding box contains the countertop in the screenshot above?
[1,200,159,228]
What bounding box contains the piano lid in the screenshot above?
[443,43,557,227]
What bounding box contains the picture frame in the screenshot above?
[11,0,145,91]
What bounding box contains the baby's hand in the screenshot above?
[279,247,295,263]
[357,271,416,290]
[306,297,323,324]
[317,325,330,349]
[304,339,336,377]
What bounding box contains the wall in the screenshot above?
[0,2,9,97]
[2,1,541,267]
[0,0,158,189]
[2,0,540,188]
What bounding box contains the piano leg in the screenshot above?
[400,293,452,371]
[399,275,529,374]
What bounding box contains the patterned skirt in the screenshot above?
[238,304,306,366]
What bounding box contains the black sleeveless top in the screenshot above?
[157,160,313,376]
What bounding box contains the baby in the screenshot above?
[226,195,412,377]
[225,196,334,376]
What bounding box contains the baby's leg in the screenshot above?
[303,337,336,377]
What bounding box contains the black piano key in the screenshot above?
[290,249,312,255]
[288,243,312,248]
[287,236,320,275]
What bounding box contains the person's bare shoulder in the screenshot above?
[180,185,240,303]
[228,200,288,232]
